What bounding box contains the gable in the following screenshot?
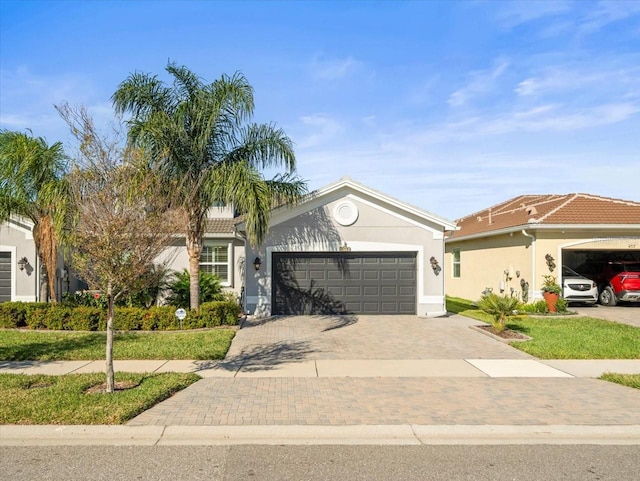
[267,177,457,234]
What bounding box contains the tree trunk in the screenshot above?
[105,282,115,393]
[39,263,49,302]
[186,209,204,312]
[188,249,201,311]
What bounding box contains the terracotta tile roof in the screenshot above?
[204,218,239,235]
[449,194,640,240]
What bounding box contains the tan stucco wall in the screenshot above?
[445,228,640,303]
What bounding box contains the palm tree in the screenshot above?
[112,62,306,311]
[0,130,68,302]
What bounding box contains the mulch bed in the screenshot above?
[476,325,530,340]
[84,381,139,394]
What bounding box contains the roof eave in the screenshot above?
[446,223,640,243]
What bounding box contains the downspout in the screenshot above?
[522,229,536,302]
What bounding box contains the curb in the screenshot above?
[2,424,639,446]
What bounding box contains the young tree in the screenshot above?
[0,130,68,302]
[112,62,307,311]
[59,104,181,393]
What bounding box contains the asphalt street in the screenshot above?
[2,445,640,481]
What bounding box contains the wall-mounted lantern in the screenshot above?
[253,257,262,271]
[17,257,28,271]
[429,256,439,271]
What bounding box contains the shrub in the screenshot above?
[555,297,568,313]
[520,300,549,314]
[65,306,103,331]
[165,269,224,309]
[198,301,241,327]
[1,300,239,331]
[477,293,521,333]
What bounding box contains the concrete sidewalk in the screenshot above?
[2,358,640,378]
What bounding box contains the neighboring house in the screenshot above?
[3,177,457,317]
[0,217,84,302]
[444,194,640,303]
[166,177,457,317]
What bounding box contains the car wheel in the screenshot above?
[599,286,618,306]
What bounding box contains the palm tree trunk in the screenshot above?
[105,282,115,393]
[187,235,201,312]
[35,215,58,303]
[186,209,204,311]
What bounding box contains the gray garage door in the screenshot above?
[0,252,11,303]
[272,252,416,315]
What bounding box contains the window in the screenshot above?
[452,249,461,278]
[200,242,230,284]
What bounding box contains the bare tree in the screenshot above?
[58,104,181,393]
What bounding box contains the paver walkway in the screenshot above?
[126,314,640,427]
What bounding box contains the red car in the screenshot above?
[576,260,640,306]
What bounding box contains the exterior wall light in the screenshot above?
[17,257,29,271]
[253,257,262,271]
[429,256,439,271]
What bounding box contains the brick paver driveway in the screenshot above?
[573,304,640,328]
[222,314,532,366]
[128,314,640,427]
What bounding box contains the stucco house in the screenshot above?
[0,217,84,303]
[444,194,640,303]
[2,177,457,318]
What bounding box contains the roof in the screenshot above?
[204,218,238,235]
[449,193,640,241]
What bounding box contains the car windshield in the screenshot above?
[562,266,581,277]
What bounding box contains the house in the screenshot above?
[0,217,84,302]
[2,177,457,317]
[444,194,640,303]
[165,177,457,317]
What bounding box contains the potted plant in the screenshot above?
[541,275,562,313]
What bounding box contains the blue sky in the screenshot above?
[1,0,639,220]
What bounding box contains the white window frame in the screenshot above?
[199,241,233,287]
[452,248,461,278]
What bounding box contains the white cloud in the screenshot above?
[308,55,362,81]
[448,59,510,107]
[579,0,640,34]
[515,65,640,98]
[495,0,572,29]
[295,114,344,149]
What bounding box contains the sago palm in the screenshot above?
[0,130,68,302]
[112,62,306,310]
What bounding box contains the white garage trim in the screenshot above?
[0,245,17,302]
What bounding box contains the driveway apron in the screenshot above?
[127,314,640,427]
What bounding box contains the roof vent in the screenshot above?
[526,206,537,215]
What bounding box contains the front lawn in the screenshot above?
[506,316,640,359]
[0,329,236,361]
[0,372,200,424]
[447,297,640,359]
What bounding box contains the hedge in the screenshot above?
[0,301,240,331]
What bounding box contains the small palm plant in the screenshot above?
[477,293,521,333]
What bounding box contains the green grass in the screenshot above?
[506,316,640,359]
[0,372,200,424]
[0,329,236,361]
[447,296,640,359]
[600,373,640,390]
[445,296,477,314]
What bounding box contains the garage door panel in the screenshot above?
[273,252,416,315]
[381,286,398,296]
